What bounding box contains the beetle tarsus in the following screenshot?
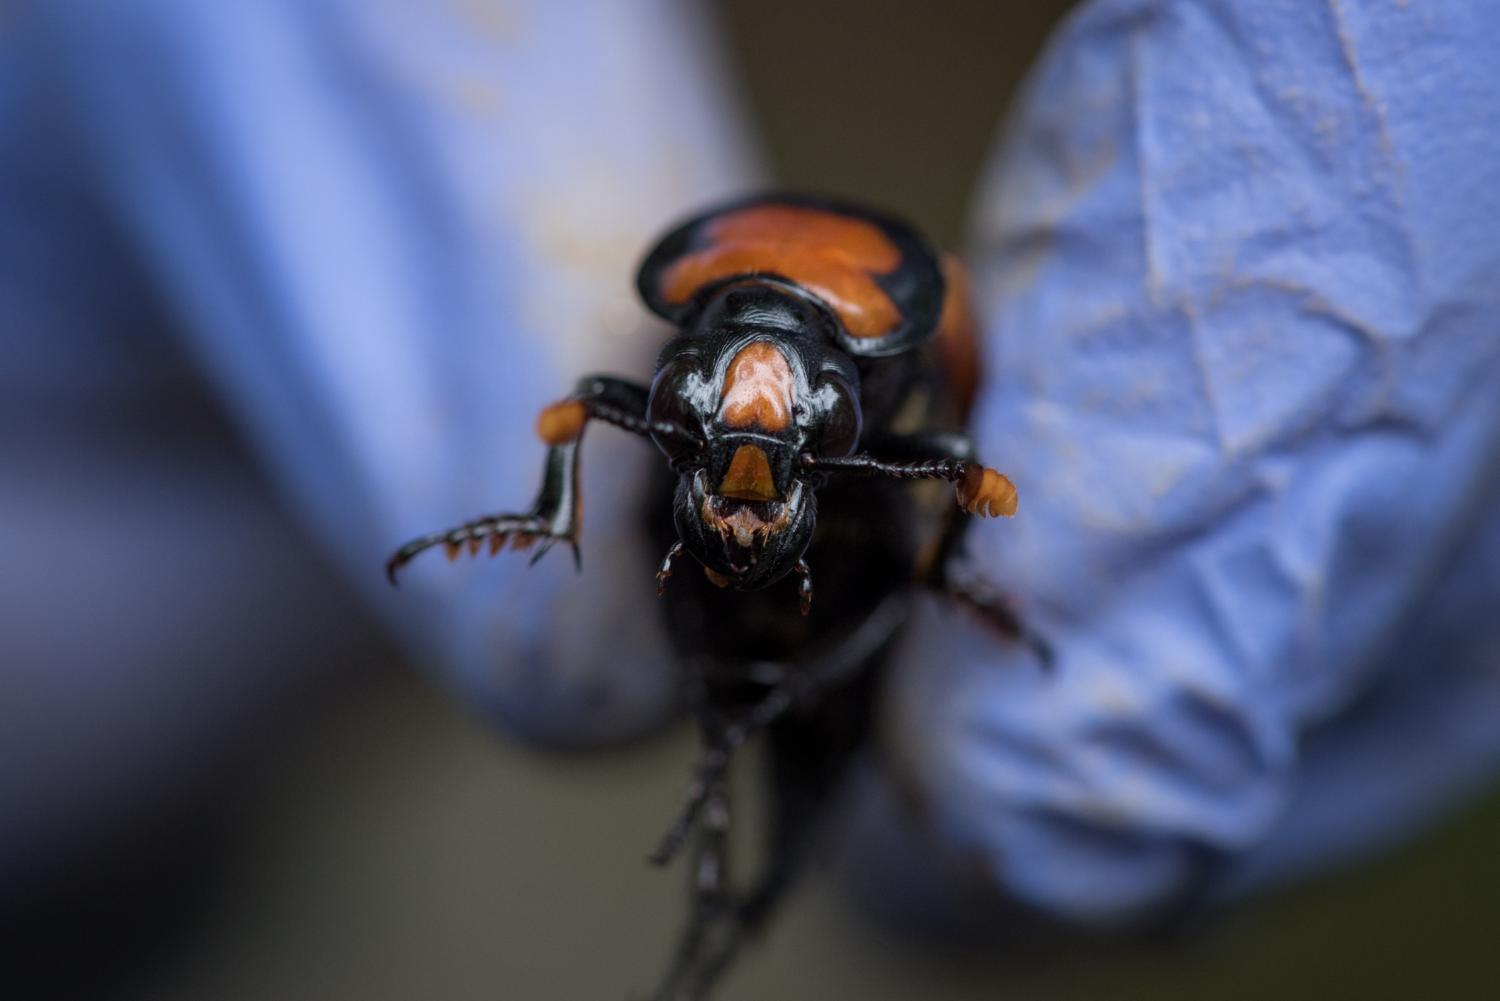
[385,514,565,585]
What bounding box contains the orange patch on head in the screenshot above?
[717,444,779,502]
[536,400,587,444]
[719,341,794,432]
[660,204,903,339]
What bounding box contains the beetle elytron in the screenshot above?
[388,194,1045,1000]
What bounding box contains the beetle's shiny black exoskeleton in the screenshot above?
[388,194,1046,1000]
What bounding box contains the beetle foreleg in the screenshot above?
[387,438,582,583]
[540,375,700,450]
[388,375,701,585]
[386,437,584,583]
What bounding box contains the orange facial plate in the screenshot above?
[718,341,794,432]
[717,444,779,502]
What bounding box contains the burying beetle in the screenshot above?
[388,194,1047,1000]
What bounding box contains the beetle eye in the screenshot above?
[647,357,708,463]
[808,375,861,457]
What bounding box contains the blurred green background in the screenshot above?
[110,2,1500,999]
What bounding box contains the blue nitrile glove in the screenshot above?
[15,0,755,747]
[866,0,1500,924]
[1,0,752,882]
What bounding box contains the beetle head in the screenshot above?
[646,282,862,591]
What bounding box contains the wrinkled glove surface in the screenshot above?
[890,0,1500,921]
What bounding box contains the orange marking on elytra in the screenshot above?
[934,253,981,420]
[719,341,794,432]
[661,204,904,339]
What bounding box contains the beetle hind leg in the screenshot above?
[648,685,795,868]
